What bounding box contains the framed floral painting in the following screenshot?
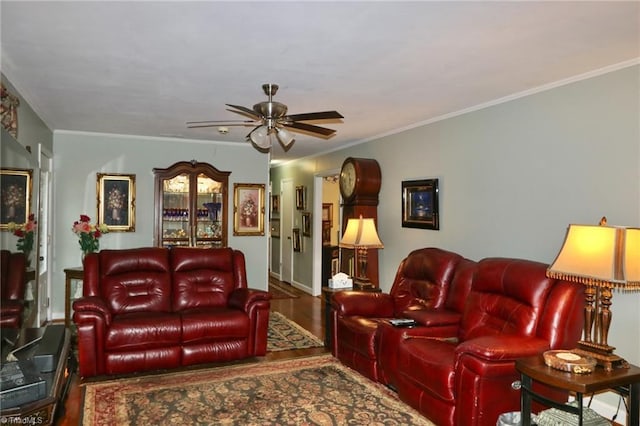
[0,168,32,230]
[97,173,136,232]
[233,183,265,236]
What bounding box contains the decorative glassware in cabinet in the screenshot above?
[154,161,230,248]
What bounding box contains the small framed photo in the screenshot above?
[270,218,280,238]
[292,227,301,252]
[295,186,305,210]
[302,212,311,237]
[0,168,32,229]
[322,203,333,226]
[271,194,279,214]
[234,183,265,236]
[402,178,439,230]
[97,173,136,232]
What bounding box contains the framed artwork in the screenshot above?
[270,218,280,238]
[292,227,301,252]
[233,183,265,236]
[302,212,311,237]
[97,173,136,232]
[402,178,439,230]
[322,203,333,226]
[295,186,305,210]
[322,221,331,245]
[0,168,32,229]
[271,194,279,214]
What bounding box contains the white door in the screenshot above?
[281,179,293,284]
[37,146,53,325]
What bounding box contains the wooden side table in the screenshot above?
[516,355,640,426]
[63,267,83,329]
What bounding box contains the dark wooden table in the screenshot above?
[516,355,640,426]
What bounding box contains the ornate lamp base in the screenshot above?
[574,341,629,371]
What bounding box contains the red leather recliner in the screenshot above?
[73,247,271,377]
[395,257,585,426]
[0,250,27,328]
[330,248,476,383]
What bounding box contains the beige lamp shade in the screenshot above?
[339,216,383,249]
[548,224,640,289]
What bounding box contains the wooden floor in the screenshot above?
[56,281,326,425]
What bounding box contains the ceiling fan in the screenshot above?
[187,84,343,150]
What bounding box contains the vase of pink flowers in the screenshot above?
[7,213,37,266]
[72,215,109,262]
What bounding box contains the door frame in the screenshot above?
[312,169,341,297]
[37,144,53,325]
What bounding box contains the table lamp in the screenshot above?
[339,215,383,289]
[547,217,640,370]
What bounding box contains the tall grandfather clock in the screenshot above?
[339,157,381,288]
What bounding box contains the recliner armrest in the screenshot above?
[228,288,271,312]
[73,296,113,325]
[331,291,395,317]
[455,335,550,362]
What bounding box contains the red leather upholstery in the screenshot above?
[0,250,26,328]
[330,248,475,383]
[73,247,271,377]
[395,257,584,426]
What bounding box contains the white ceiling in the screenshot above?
[2,1,639,163]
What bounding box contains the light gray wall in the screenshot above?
[272,65,640,370]
[52,131,270,319]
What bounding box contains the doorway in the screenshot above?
[37,145,53,325]
[281,179,293,284]
[312,171,341,296]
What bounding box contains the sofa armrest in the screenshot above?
[228,288,271,312]
[0,299,25,315]
[73,296,113,325]
[455,335,550,362]
[331,291,395,317]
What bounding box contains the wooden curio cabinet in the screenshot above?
[153,160,231,248]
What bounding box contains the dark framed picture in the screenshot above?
[97,173,136,232]
[0,168,32,229]
[234,183,265,236]
[322,203,333,226]
[271,194,279,214]
[322,221,331,245]
[302,212,311,237]
[292,227,301,252]
[402,178,439,230]
[295,186,305,210]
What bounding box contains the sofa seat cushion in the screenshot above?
[398,338,457,401]
[337,316,387,359]
[181,308,249,344]
[106,312,182,351]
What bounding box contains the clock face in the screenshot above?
[340,162,356,198]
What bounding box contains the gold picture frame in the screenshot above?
[97,173,136,232]
[0,168,32,229]
[302,212,311,237]
[292,227,302,252]
[295,185,305,210]
[233,183,265,236]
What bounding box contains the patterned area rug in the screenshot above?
[268,279,300,299]
[81,354,435,425]
[267,311,323,351]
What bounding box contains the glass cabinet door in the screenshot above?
[154,161,230,248]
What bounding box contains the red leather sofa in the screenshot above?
[0,250,27,328]
[73,247,271,378]
[331,249,585,426]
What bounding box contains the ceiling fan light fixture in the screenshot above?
[276,127,295,147]
[250,125,271,149]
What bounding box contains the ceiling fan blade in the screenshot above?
[187,122,256,129]
[285,122,336,137]
[226,104,261,119]
[186,119,255,125]
[285,111,344,121]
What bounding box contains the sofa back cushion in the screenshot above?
[443,258,476,313]
[390,248,464,313]
[171,247,244,311]
[97,248,172,314]
[459,258,555,341]
[1,250,26,301]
